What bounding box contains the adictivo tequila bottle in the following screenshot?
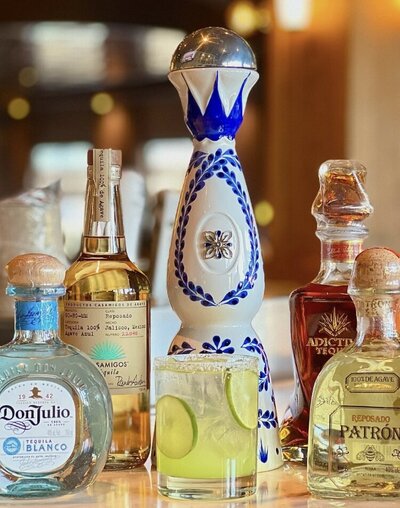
[279,160,373,463]
[61,148,151,470]
[308,247,400,498]
[0,253,112,498]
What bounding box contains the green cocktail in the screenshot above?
[155,354,258,500]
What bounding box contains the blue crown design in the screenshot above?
[185,72,250,141]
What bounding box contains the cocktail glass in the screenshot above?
[155,354,258,500]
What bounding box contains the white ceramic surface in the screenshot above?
[165,65,283,471]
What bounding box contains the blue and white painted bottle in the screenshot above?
[167,27,283,471]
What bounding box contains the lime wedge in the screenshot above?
[225,369,258,430]
[156,395,197,459]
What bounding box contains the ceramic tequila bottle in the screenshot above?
[166,27,282,471]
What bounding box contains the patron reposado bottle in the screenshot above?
[308,247,400,499]
[61,148,150,470]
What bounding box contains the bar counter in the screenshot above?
[4,463,398,508]
[3,380,398,508]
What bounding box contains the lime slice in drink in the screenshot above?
[225,370,258,430]
[156,395,197,459]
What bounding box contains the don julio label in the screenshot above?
[0,379,76,474]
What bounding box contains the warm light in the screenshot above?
[7,97,31,120]
[18,66,39,87]
[90,92,114,115]
[227,0,259,36]
[254,200,274,227]
[226,0,271,36]
[24,22,108,86]
[143,28,186,75]
[275,0,312,30]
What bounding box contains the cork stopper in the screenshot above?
[87,148,121,166]
[348,247,400,295]
[6,253,65,287]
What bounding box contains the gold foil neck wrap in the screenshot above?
[6,253,65,287]
[349,247,400,294]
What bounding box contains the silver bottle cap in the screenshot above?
[170,26,257,72]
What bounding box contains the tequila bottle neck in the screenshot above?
[83,164,126,256]
[12,298,61,345]
[192,137,236,153]
[353,296,400,349]
[314,239,364,285]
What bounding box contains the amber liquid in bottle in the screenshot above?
[280,160,373,463]
[281,278,357,462]
[61,149,151,470]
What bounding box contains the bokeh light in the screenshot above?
[254,200,274,227]
[90,92,114,115]
[8,97,31,120]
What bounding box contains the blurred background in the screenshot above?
[0,0,399,304]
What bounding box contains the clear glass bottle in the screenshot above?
[0,253,112,498]
[61,148,151,470]
[279,160,373,463]
[308,247,400,498]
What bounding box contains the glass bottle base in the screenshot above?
[157,473,256,500]
[0,478,68,498]
[309,473,400,500]
[105,450,149,471]
[282,444,308,464]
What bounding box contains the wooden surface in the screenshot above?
[347,0,400,253]
[264,0,349,283]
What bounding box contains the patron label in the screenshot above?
[346,372,400,393]
[0,379,76,474]
[328,405,400,478]
[306,305,356,356]
[63,300,148,395]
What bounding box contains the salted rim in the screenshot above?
[154,354,258,373]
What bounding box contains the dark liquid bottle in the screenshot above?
[279,160,373,463]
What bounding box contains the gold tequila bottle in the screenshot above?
[308,247,400,498]
[61,148,150,470]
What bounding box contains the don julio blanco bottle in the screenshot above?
[308,247,400,498]
[0,253,112,497]
[61,148,151,469]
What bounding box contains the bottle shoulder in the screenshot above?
[64,254,150,294]
[290,282,350,302]
[313,349,400,388]
[0,342,110,386]
[0,341,83,360]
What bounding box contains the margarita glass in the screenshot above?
[155,354,258,500]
